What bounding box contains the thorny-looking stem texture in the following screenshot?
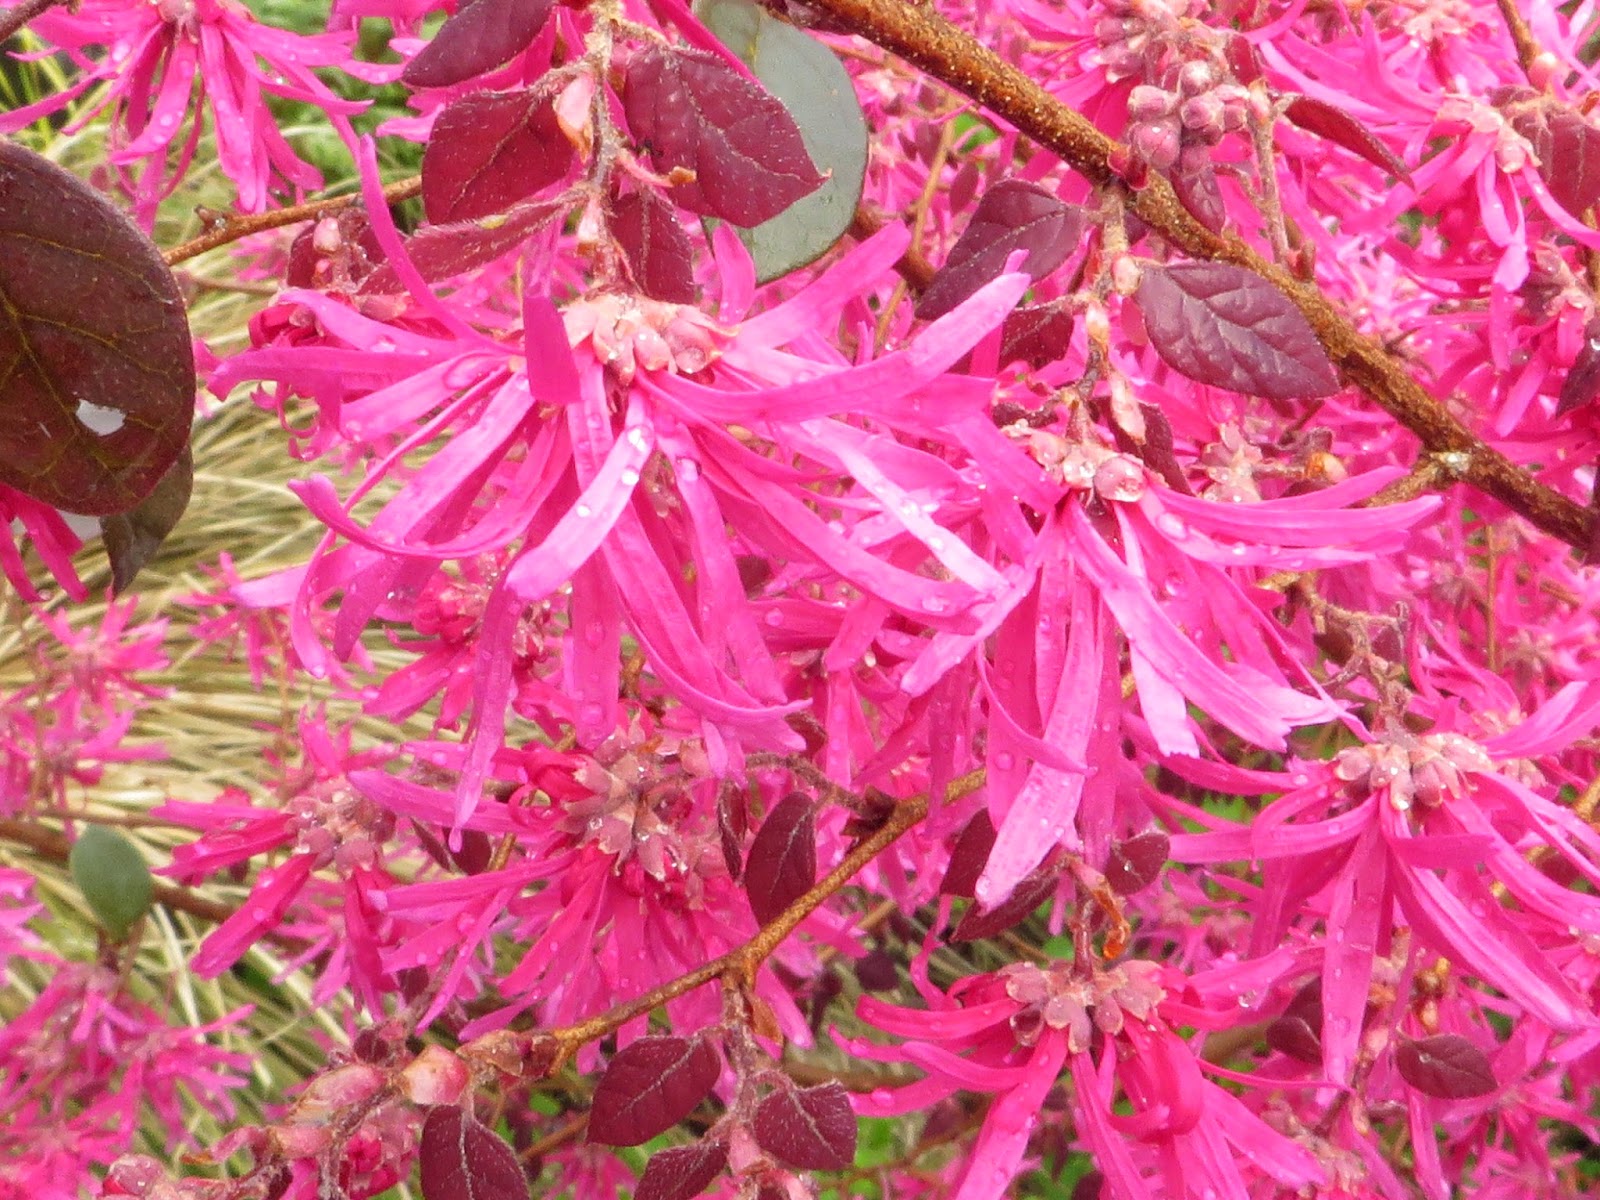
[800,0,1597,551]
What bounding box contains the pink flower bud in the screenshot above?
[1127,85,1177,121]
[295,1062,388,1121]
[399,1045,471,1106]
[1177,60,1216,96]
[1129,118,1182,170]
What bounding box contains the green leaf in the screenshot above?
[695,0,868,283]
[69,824,153,940]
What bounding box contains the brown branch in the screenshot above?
[523,769,986,1069]
[0,0,62,46]
[1494,0,1543,81]
[804,0,1596,553]
[163,177,422,266]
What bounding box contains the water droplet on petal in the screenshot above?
[574,503,593,519]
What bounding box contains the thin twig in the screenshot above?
[1494,0,1543,80]
[163,177,422,266]
[0,0,62,47]
[530,769,986,1068]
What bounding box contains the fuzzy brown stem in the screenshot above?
[803,0,1596,552]
[532,769,985,1067]
[0,0,62,46]
[164,177,422,266]
[1494,0,1543,80]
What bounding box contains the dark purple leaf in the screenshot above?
[1105,830,1169,895]
[852,949,899,992]
[418,1106,526,1200]
[635,1140,729,1200]
[1073,1171,1106,1200]
[916,180,1084,320]
[402,0,554,89]
[998,302,1075,368]
[587,1036,721,1147]
[362,201,565,293]
[1134,404,1191,494]
[939,810,996,898]
[612,188,697,303]
[1395,1034,1497,1099]
[1558,317,1600,417]
[0,141,193,516]
[286,210,384,290]
[1170,164,1227,234]
[753,1082,856,1170]
[717,783,746,882]
[621,45,824,227]
[745,792,816,926]
[1265,1015,1323,1065]
[1499,89,1600,219]
[1134,261,1341,399]
[950,862,1059,942]
[1284,97,1409,179]
[100,443,191,593]
[421,88,574,224]
[1224,35,1264,84]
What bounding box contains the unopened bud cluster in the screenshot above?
[1125,67,1251,173]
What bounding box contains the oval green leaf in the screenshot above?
[69,824,153,939]
[0,141,195,516]
[696,0,868,283]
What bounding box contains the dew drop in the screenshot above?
[574,503,594,519]
[675,457,700,483]
[620,468,640,487]
[994,751,1016,770]
[1156,512,1188,539]
[764,610,784,627]
[922,595,949,614]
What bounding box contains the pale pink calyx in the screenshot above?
[563,293,730,384]
[1013,427,1147,502]
[1000,958,1165,1052]
[1332,732,1491,812]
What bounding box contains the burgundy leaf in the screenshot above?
[621,45,824,227]
[1224,34,1264,84]
[362,201,565,292]
[1133,403,1192,494]
[1265,1015,1323,1065]
[635,1140,729,1200]
[939,810,997,898]
[852,948,899,992]
[1498,88,1600,219]
[745,792,816,926]
[1558,317,1600,417]
[612,187,697,303]
[0,141,193,516]
[286,210,384,290]
[916,180,1084,319]
[1284,97,1409,179]
[1134,261,1341,399]
[1170,164,1227,234]
[998,302,1075,369]
[1105,830,1169,894]
[753,1082,857,1170]
[421,88,574,224]
[100,443,192,593]
[1395,1034,1498,1099]
[587,1036,721,1147]
[418,1106,526,1200]
[950,862,1059,942]
[717,783,746,882]
[402,0,554,89]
